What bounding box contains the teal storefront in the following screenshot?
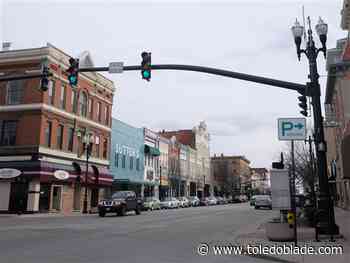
[110,119,144,197]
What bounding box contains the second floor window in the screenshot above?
[79,92,87,117]
[48,80,55,105]
[60,85,66,109]
[88,98,93,118]
[136,158,140,171]
[97,102,101,122]
[67,127,74,152]
[7,80,23,105]
[0,120,17,146]
[103,138,108,159]
[130,156,134,170]
[57,124,64,150]
[105,106,109,126]
[122,154,126,168]
[45,121,52,147]
[115,153,119,167]
[71,90,78,113]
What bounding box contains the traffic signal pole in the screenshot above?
[79,64,306,93]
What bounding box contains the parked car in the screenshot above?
[143,197,161,211]
[200,197,210,206]
[216,196,226,205]
[160,197,179,209]
[208,196,218,205]
[98,191,143,217]
[230,196,241,203]
[254,195,272,210]
[188,196,200,207]
[171,197,180,208]
[250,195,256,206]
[160,197,173,209]
[239,195,248,202]
[178,197,190,208]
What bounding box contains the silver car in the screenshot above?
[254,195,272,210]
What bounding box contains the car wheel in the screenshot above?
[99,211,106,217]
[135,205,141,215]
[150,205,154,211]
[255,206,259,210]
[117,206,127,216]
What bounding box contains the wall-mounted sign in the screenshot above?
[0,168,21,179]
[54,170,70,180]
[115,143,140,158]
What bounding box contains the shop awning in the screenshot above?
[144,145,160,156]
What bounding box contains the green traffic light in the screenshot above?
[68,75,77,86]
[142,71,150,79]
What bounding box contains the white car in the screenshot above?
[254,195,272,210]
[178,197,190,208]
[207,196,218,205]
[160,197,179,209]
[171,197,180,208]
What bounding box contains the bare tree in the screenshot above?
[282,141,316,203]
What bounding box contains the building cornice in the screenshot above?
[0,44,116,94]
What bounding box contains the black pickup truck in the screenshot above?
[98,191,143,217]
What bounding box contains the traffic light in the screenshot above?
[40,66,50,92]
[298,94,308,117]
[141,52,151,81]
[67,58,79,87]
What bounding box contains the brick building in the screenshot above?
[0,44,115,214]
[211,154,251,197]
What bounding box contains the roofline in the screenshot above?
[0,43,115,93]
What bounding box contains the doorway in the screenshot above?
[52,186,62,211]
[90,188,99,208]
[8,182,28,213]
[39,184,51,212]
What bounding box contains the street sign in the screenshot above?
[270,169,291,210]
[278,118,306,141]
[108,62,124,73]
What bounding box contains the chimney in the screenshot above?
[2,42,11,51]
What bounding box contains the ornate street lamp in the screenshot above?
[291,17,338,236]
[79,131,95,214]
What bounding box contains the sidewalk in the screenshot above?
[235,207,350,263]
[0,212,95,218]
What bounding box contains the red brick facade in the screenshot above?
[0,44,115,214]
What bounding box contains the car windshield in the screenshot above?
[163,198,172,201]
[145,197,153,202]
[112,192,129,199]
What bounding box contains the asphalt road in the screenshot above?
[0,203,276,263]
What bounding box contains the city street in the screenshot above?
[0,203,276,263]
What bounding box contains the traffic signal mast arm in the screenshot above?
[79,64,307,93]
[0,71,52,82]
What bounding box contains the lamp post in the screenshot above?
[80,132,94,214]
[159,165,162,200]
[291,17,338,235]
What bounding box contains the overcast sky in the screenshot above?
[0,0,345,168]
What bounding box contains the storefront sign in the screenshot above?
[115,143,140,158]
[54,170,70,180]
[0,168,21,179]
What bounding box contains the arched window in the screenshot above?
[79,91,88,117]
